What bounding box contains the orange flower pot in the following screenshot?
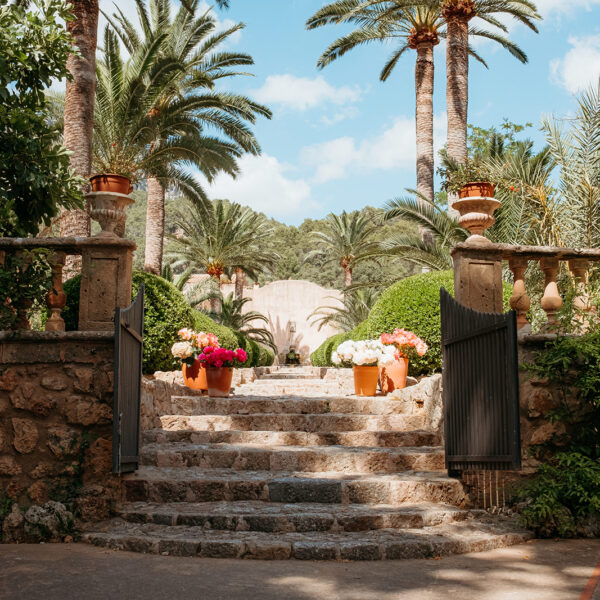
[90,174,133,195]
[379,358,409,395]
[352,365,379,397]
[206,367,234,397]
[182,361,207,391]
[458,181,495,199]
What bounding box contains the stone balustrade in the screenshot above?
[0,236,135,332]
[452,241,600,330]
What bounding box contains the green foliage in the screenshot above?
[258,345,275,367]
[366,270,512,375]
[349,320,369,341]
[517,331,600,537]
[191,310,238,351]
[310,332,351,367]
[0,0,83,237]
[0,249,54,330]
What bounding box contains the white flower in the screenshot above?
[331,351,341,365]
[334,339,387,366]
[171,341,194,359]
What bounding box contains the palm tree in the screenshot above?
[168,199,277,310]
[440,0,540,211]
[310,288,380,332]
[202,292,277,351]
[306,211,379,288]
[307,2,442,204]
[60,0,98,264]
[105,0,271,274]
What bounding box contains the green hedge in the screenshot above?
[310,332,351,367]
[366,270,512,376]
[258,345,275,367]
[60,271,240,374]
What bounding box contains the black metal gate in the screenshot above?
[113,284,144,474]
[440,288,521,473]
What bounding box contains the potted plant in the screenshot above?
[171,328,219,391]
[90,153,137,195]
[198,346,248,397]
[441,157,495,199]
[331,339,394,397]
[379,329,428,393]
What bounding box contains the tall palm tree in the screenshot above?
[105,0,271,274]
[168,199,277,310]
[307,2,442,204]
[60,0,98,265]
[306,211,379,288]
[440,0,540,211]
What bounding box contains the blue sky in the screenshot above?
[98,0,600,224]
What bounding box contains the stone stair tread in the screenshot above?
[83,518,533,560]
[142,429,440,448]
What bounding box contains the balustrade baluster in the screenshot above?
[508,257,530,330]
[45,252,67,332]
[539,257,562,326]
[568,258,590,314]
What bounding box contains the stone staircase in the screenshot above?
[83,368,532,560]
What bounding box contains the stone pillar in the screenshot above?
[451,242,504,313]
[78,238,135,331]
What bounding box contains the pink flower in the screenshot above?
[236,349,248,363]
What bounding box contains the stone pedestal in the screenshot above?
[78,238,136,331]
[452,242,504,313]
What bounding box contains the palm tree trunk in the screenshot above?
[415,42,435,205]
[210,276,222,313]
[144,176,165,275]
[344,268,352,288]
[445,15,469,218]
[234,267,245,300]
[60,0,98,272]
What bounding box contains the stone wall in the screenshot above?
[0,331,118,526]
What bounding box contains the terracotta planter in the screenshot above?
[206,366,234,397]
[458,181,495,199]
[352,365,379,397]
[182,361,207,391]
[379,358,409,395]
[90,174,133,195]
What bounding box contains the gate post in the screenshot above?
[451,241,504,313]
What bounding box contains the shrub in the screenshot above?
[366,270,511,375]
[349,320,369,341]
[516,331,600,538]
[310,332,351,367]
[258,345,275,367]
[60,271,233,374]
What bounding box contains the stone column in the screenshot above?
[78,238,135,331]
[451,242,504,313]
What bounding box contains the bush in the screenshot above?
[60,271,234,374]
[310,332,351,367]
[516,331,600,538]
[366,270,512,376]
[258,345,275,367]
[349,320,369,341]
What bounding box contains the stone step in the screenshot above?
[169,395,415,416]
[83,518,533,560]
[140,443,446,473]
[143,429,440,448]
[158,413,425,433]
[123,468,466,506]
[258,373,322,380]
[118,501,470,532]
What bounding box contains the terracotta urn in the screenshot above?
[90,174,133,195]
[86,191,134,238]
[452,188,501,245]
[352,365,379,397]
[379,358,409,395]
[206,367,234,397]
[182,361,207,391]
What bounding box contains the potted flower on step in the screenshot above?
[379,329,428,394]
[171,328,220,391]
[331,340,393,397]
[198,346,248,397]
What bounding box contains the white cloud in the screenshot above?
[209,154,315,217]
[252,74,363,111]
[550,35,600,93]
[535,0,600,17]
[301,114,446,184]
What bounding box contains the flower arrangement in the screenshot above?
[198,346,248,368]
[171,328,220,367]
[331,339,395,367]
[380,329,428,361]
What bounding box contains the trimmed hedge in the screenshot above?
[258,345,275,367]
[366,270,512,375]
[192,310,238,351]
[310,332,351,367]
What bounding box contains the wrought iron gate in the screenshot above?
[440,288,521,473]
[113,284,144,474]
